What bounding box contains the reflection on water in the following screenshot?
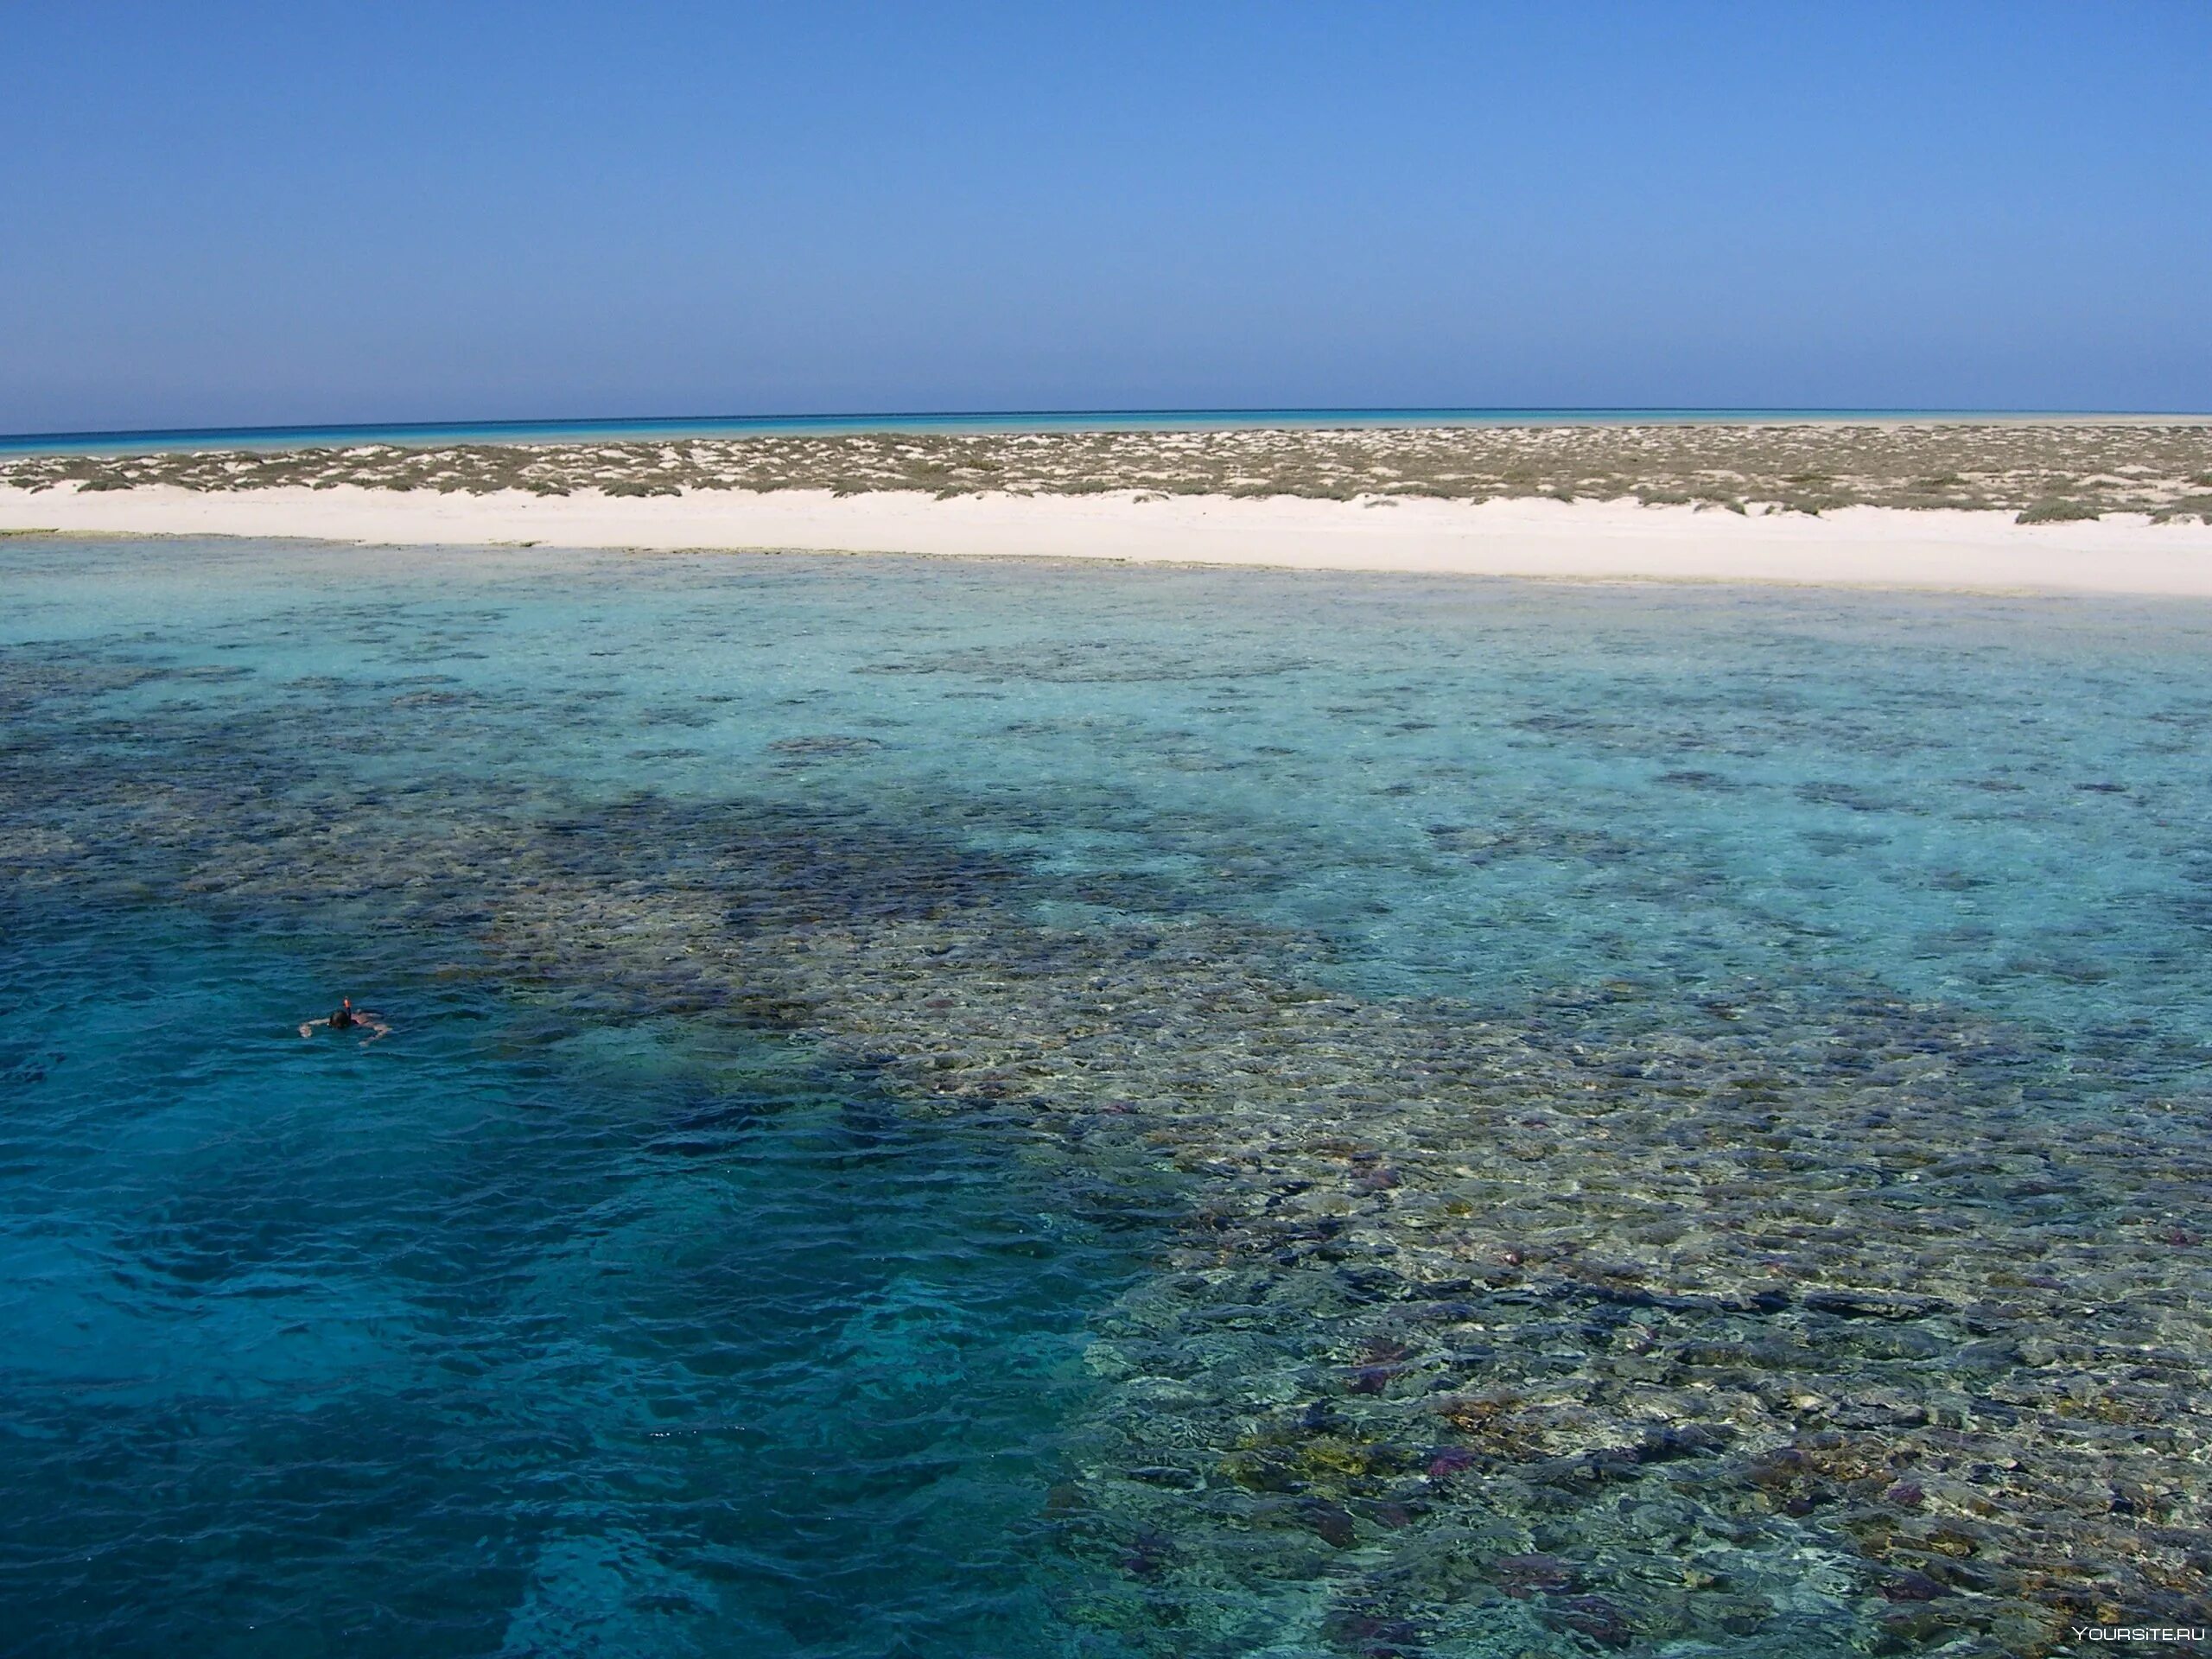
[3,537,2209,1656]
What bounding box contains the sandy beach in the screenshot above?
[5,481,2212,595]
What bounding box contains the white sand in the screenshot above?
[3,483,2211,595]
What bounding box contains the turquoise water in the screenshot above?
[3,537,2209,1656]
[0,407,2070,456]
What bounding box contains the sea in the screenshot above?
[3,531,2207,1656]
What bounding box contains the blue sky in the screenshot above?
[3,1,2207,432]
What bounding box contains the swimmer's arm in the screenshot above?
[360,1015,392,1043]
[300,1018,328,1039]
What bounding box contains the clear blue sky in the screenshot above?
[4,1,2207,433]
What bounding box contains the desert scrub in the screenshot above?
[2016,499,2102,524]
[5,422,2208,513]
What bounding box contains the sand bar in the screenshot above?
[6,482,2212,595]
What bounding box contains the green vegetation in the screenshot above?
[6,422,2209,518]
[2016,499,2103,524]
[2151,493,2212,524]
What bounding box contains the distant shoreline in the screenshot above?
[8,483,2212,597]
[7,407,2210,458]
[8,421,2212,516]
[9,420,2208,594]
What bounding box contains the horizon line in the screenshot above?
[8,404,2210,456]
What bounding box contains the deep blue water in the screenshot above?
[3,537,2209,1656]
[2,900,1152,1658]
[0,407,2063,456]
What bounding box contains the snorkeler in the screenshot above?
[300,997,391,1043]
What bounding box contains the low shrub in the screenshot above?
[2016,499,2102,524]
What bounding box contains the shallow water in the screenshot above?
[3,537,2209,1656]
